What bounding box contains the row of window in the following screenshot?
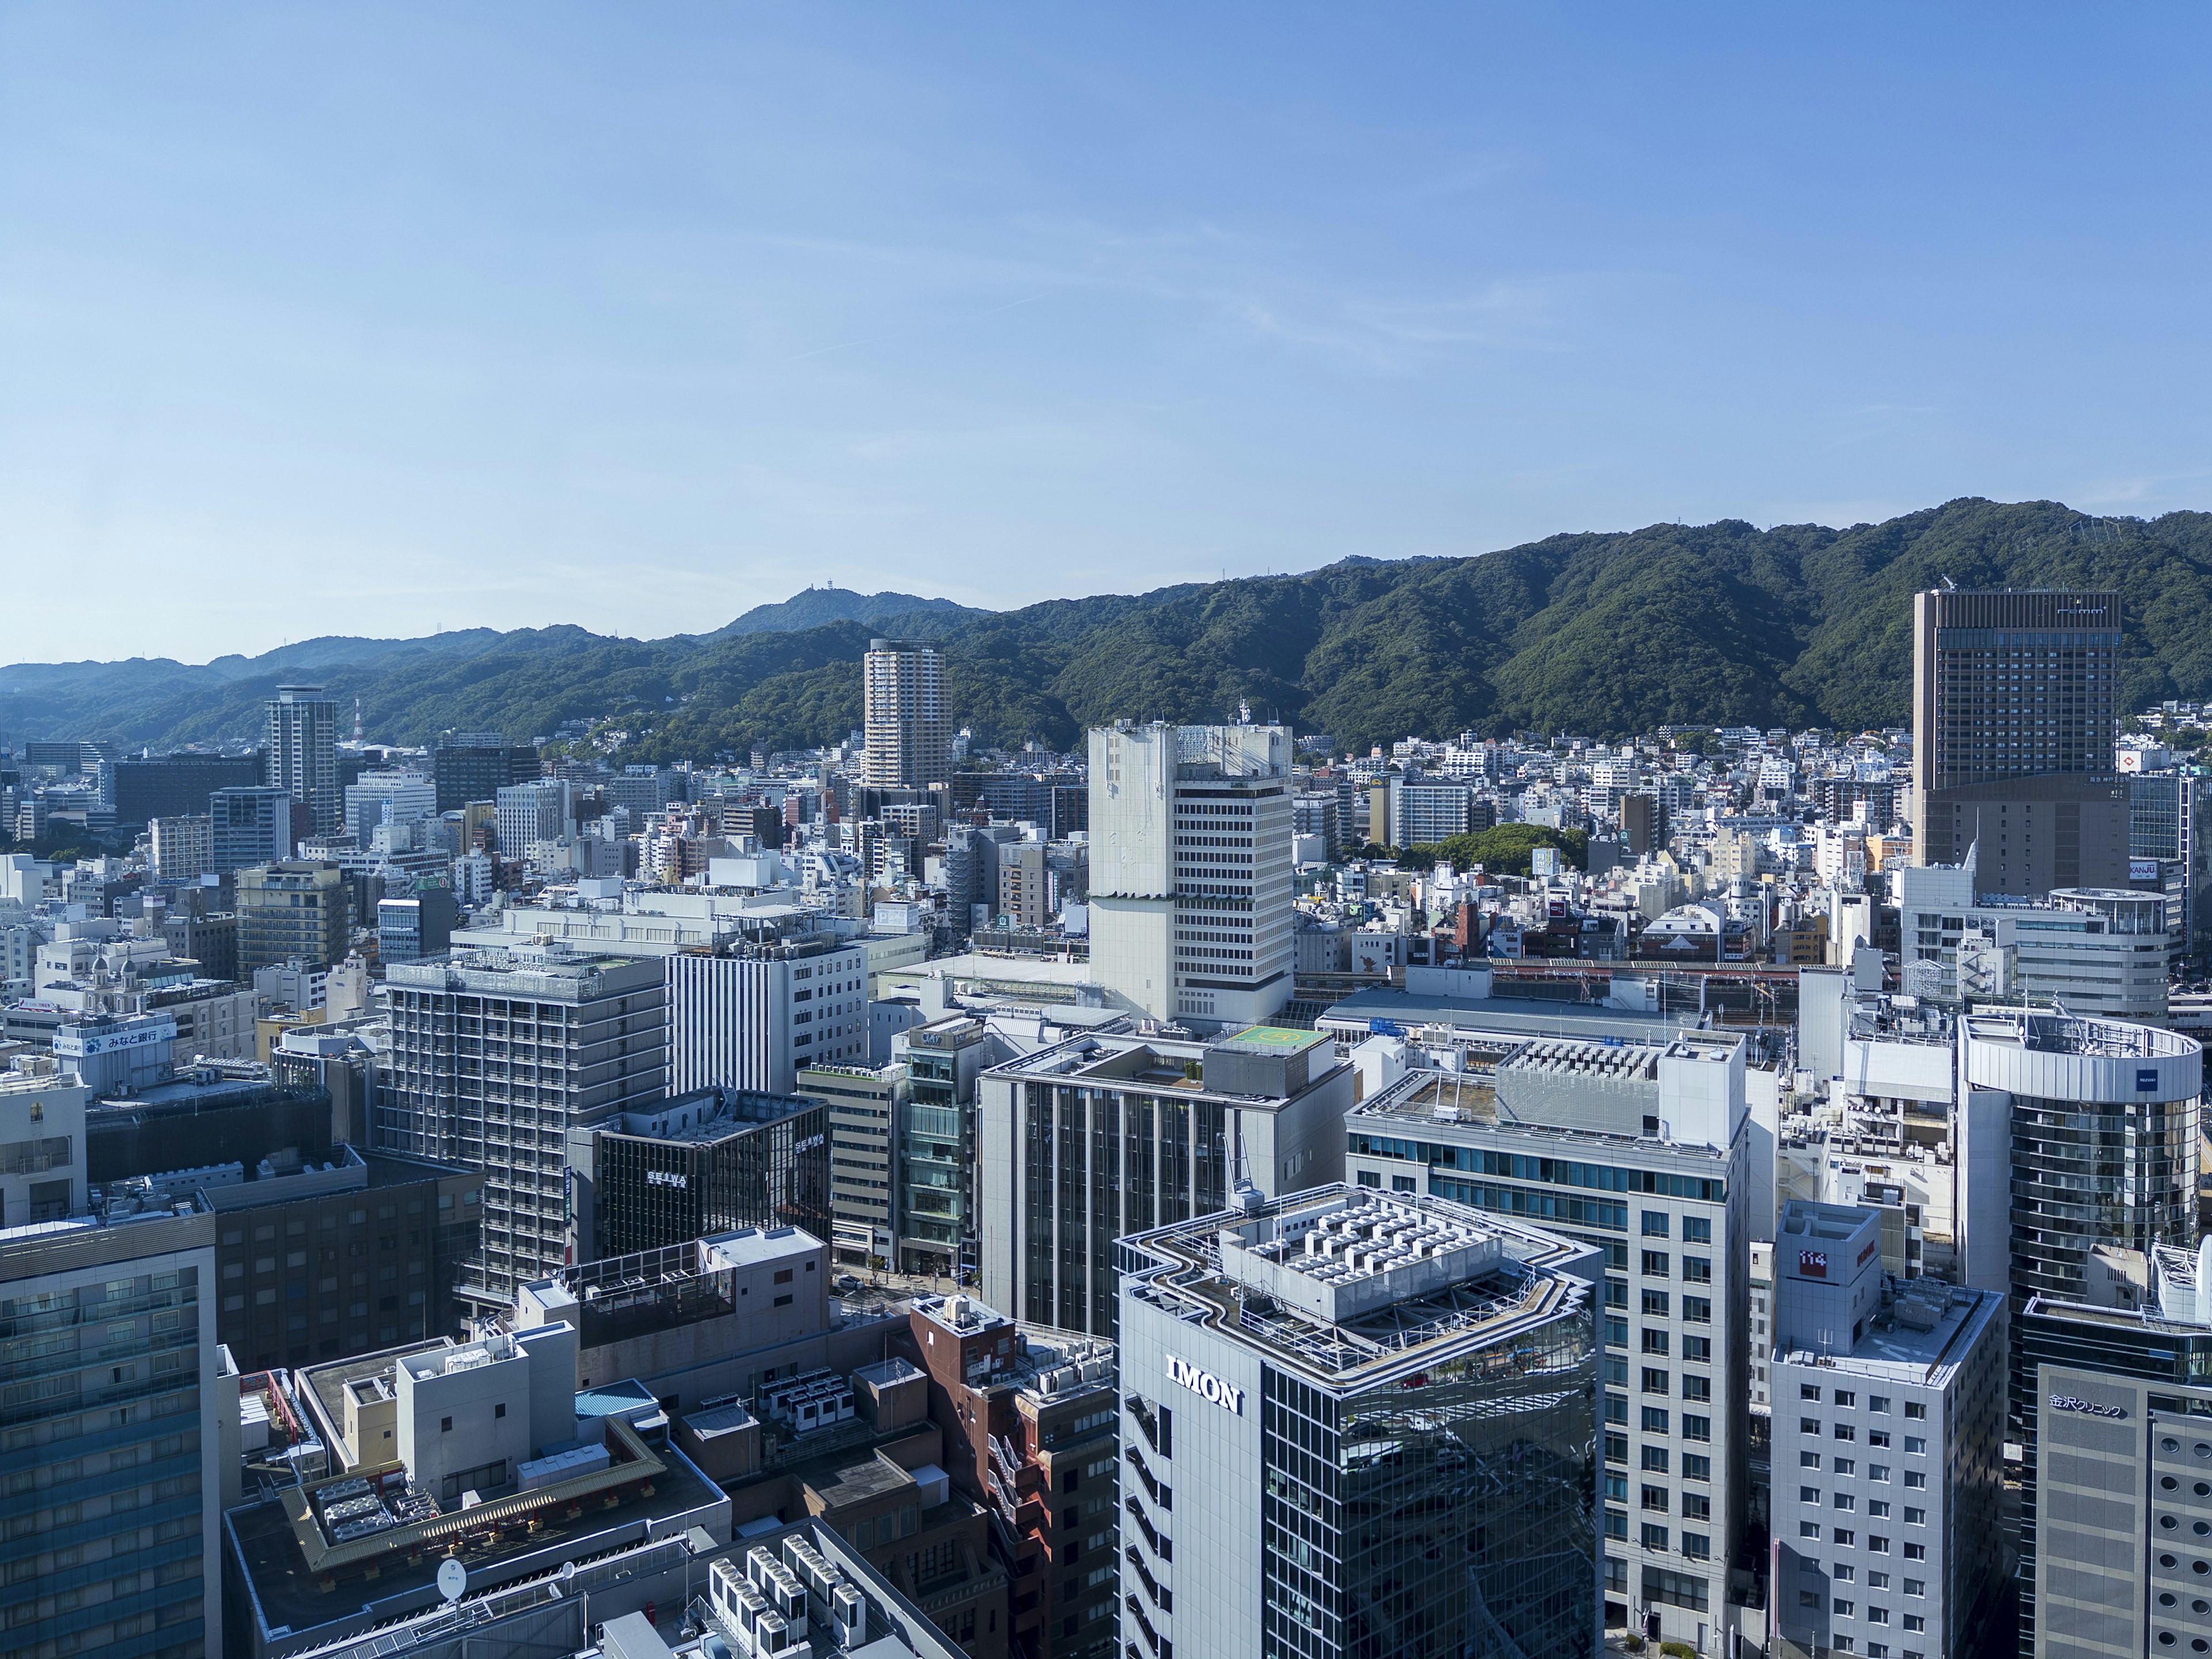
[1797,1520,1931,1543]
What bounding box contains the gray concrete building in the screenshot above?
[1116,1185,1602,1659]
[1766,1202,2005,1659]
[378,944,666,1318]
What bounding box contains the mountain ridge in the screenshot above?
[7,499,2210,759]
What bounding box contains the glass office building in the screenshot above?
[1116,1185,1601,1659]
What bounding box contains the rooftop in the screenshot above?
[1318,983,1693,1044]
[1119,1185,1596,1392]
[1775,1278,2002,1387]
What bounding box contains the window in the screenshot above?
[1683,1492,1711,1521]
[1643,1368,1670,1395]
[1866,1571,1887,1589]
[1903,1615,1925,1632]
[1834,1529,1855,1546]
[1801,1451,1822,1469]
[1642,1524,1669,1551]
[1870,1430,1892,1448]
[1683,1335,1712,1362]
[1903,1579,1924,1597]
[441,1416,453,1433]
[1606,1509,1628,1540]
[1869,1395,1891,1413]
[1684,1415,1711,1442]
[1801,1385,1822,1402]
[1800,1487,1821,1503]
[1642,1484,1669,1511]
[1802,1418,1823,1435]
[775,1294,794,1307]
[1903,1543,1926,1559]
[1834,1391,1856,1408]
[1606,1433,1628,1464]
[1643,1289,1671,1317]
[1801,1591,1823,1609]
[494,1404,505,1419]
[1683,1453,1711,1481]
[1904,1403,1925,1420]
[1833,1459,1854,1475]
[1833,1565,1854,1582]
[1643,1329,1669,1355]
[1391,1175,1417,1192]
[1800,1523,1822,1540]
[1683,1296,1711,1323]
[1833,1494,1856,1512]
[1684,1256,1712,1283]
[1607,1317,1628,1348]
[1643,1407,1669,1434]
[1642,1446,1669,1474]
[1606,1474,1628,1502]
[1869,1464,1889,1482]
[1833,1600,1855,1617]
[1682,1216,1711,1244]
[1607,1395,1628,1425]
[1643,1251,1671,1277]
[1868,1608,1889,1626]
[1683,1374,1711,1403]
[1355,1171,1381,1188]
[1903,1436,1926,1455]
[1683,1533,1711,1559]
[1643,1211,1670,1238]
[1903,1472,1925,1490]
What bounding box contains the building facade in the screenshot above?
[1766,1202,2006,1659]
[1088,721,1294,1027]
[1910,588,2127,895]
[1343,1031,1753,1646]
[377,946,666,1317]
[1116,1185,1601,1659]
[862,638,950,789]
[567,1085,831,1260]
[979,1025,1353,1339]
[148,814,213,883]
[802,1062,903,1268]
[666,937,870,1097]
[236,860,352,974]
[430,732,540,815]
[264,684,341,837]
[897,1017,990,1279]
[209,785,294,873]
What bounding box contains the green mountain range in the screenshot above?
[9,498,2212,761]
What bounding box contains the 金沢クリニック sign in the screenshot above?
[2048,1395,2125,1419]
[1165,1354,1244,1414]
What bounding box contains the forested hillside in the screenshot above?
[9,499,2211,759]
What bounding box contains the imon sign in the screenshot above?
[1165,1354,1244,1414]
[1798,1251,1828,1278]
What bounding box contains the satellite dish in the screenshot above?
[437,1558,467,1604]
[560,1562,578,1584]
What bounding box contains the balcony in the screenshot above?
[1124,1496,1171,1562]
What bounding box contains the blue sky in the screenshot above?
[5,5,2209,661]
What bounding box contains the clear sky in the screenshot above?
[5,5,2209,663]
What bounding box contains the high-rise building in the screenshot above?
[493,776,569,857]
[236,859,352,974]
[979,1024,1353,1338]
[2131,767,2212,956]
[1116,1185,1602,1659]
[1959,1008,2202,1351]
[375,884,457,963]
[264,683,341,836]
[209,783,294,871]
[862,638,949,787]
[430,730,540,814]
[0,1069,226,1659]
[1346,1032,1752,1646]
[665,936,870,1097]
[1911,589,2128,896]
[148,813,213,882]
[342,768,437,848]
[378,945,666,1316]
[1766,1202,2005,1659]
[1088,721,1294,1026]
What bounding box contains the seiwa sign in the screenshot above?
[1165,1355,1244,1415]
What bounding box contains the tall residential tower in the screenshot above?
[264,683,340,836]
[862,638,949,788]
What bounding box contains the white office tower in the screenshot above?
[1344,1032,1752,1647]
[148,813,213,883]
[264,683,340,835]
[1768,1201,2005,1659]
[1088,720,1293,1026]
[494,777,569,857]
[0,1069,225,1659]
[1116,1185,1603,1659]
[342,768,437,849]
[666,936,870,1096]
[861,637,949,788]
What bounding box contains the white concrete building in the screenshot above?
[1088,721,1293,1027]
[666,937,869,1096]
[343,769,438,849]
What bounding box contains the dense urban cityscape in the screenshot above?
[0,578,2206,1659]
